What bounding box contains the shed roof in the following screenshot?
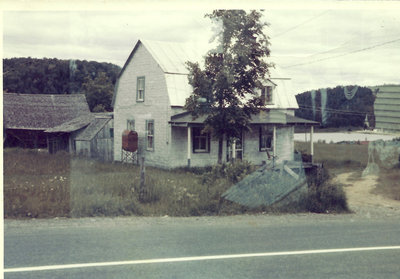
[3,93,91,130]
[75,116,112,141]
[45,114,94,133]
[115,39,299,108]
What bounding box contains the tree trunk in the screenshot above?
[217,136,224,164]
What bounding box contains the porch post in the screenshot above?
[273,125,277,157]
[232,139,236,161]
[310,126,314,163]
[187,126,191,167]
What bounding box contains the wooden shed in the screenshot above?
[74,113,114,161]
[45,114,95,153]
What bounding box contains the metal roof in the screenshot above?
[164,74,193,107]
[3,93,91,130]
[115,39,300,108]
[141,40,203,74]
[170,110,319,127]
[222,159,307,208]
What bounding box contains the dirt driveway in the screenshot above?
[333,172,400,217]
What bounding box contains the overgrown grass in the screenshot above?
[4,148,70,218]
[374,168,400,201]
[296,141,400,203]
[302,167,349,213]
[4,145,359,218]
[4,149,259,218]
[295,142,368,175]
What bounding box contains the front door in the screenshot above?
[227,133,243,162]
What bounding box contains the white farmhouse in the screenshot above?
[112,39,317,168]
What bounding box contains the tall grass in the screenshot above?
[295,142,368,173]
[374,169,400,201]
[296,141,400,203]
[4,149,257,218]
[4,148,70,218]
[5,145,364,218]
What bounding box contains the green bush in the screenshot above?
[200,160,255,185]
[303,167,349,213]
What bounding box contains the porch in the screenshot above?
[169,110,319,167]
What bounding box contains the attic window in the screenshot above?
[137,76,145,102]
[261,86,273,105]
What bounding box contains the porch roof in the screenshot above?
[169,111,319,127]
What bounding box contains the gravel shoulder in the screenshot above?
[334,172,400,218]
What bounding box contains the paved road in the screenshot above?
[4,213,400,278]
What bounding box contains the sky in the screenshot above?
[2,0,400,94]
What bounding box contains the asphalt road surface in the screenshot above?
[4,212,400,278]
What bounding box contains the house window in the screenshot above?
[193,127,210,153]
[261,86,273,105]
[137,76,145,102]
[127,119,135,131]
[146,120,154,151]
[259,126,273,151]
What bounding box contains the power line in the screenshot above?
[274,10,331,38]
[283,38,400,69]
[298,105,371,117]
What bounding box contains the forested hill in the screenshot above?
[3,57,121,111]
[295,86,376,128]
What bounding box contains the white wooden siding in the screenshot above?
[114,43,172,167]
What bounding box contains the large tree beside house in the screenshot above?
[185,10,273,163]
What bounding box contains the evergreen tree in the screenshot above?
[185,10,272,163]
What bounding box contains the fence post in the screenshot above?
[139,156,145,202]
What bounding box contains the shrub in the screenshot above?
[225,160,255,184]
[303,167,349,213]
[200,160,255,185]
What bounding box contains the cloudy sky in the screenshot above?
[2,1,400,93]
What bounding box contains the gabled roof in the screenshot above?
[114,39,299,108]
[3,93,91,130]
[113,39,203,107]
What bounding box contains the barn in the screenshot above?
[3,93,92,151]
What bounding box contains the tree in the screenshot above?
[185,10,272,164]
[82,72,114,112]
